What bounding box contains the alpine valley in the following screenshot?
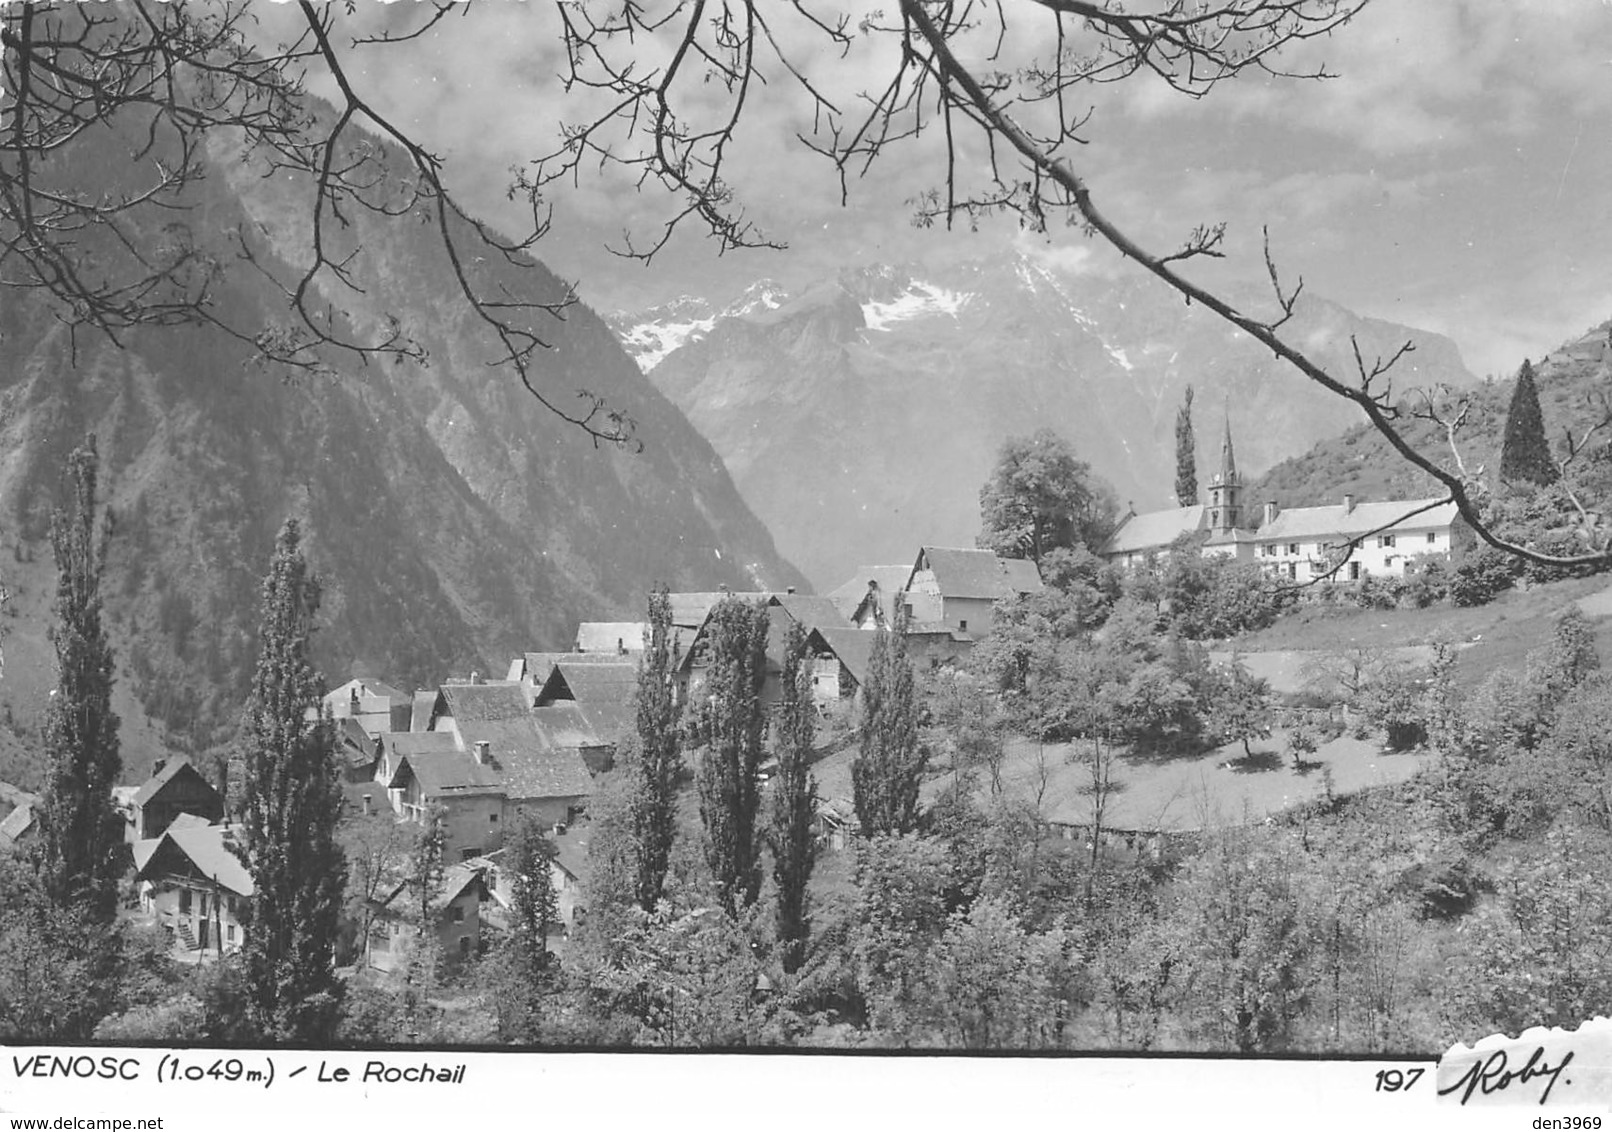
[0,122,803,784]
[612,256,1481,589]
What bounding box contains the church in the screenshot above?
[1100,418,1461,581]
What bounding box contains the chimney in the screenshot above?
[616,637,626,656]
[786,586,796,595]
[473,740,491,766]
[1263,500,1278,527]
[152,759,167,777]
[1343,493,1355,514]
[469,670,482,685]
[361,793,373,817]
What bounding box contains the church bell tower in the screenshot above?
[1207,413,1243,532]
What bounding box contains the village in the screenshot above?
[0,418,1475,991]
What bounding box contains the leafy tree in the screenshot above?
[1528,605,1599,713]
[693,596,770,916]
[853,610,926,837]
[1499,359,1558,487]
[1174,385,1199,506]
[1285,712,1321,772]
[495,813,561,1042]
[769,621,819,975]
[235,519,347,1042]
[923,896,1073,1049]
[631,587,683,913]
[851,833,956,1040]
[1169,827,1316,1053]
[978,429,1118,564]
[1208,659,1272,757]
[0,853,120,1041]
[339,806,414,964]
[37,436,123,921]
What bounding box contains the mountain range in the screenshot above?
[0,112,803,785]
[611,255,1481,588]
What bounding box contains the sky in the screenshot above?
[258,0,1612,378]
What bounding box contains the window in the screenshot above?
[1427,532,1437,544]
[179,889,191,914]
[226,925,236,944]
[1287,543,1299,555]
[489,812,499,824]
[958,619,968,633]
[1348,562,1362,581]
[1379,534,1396,548]
[451,905,465,924]
[1286,563,1297,581]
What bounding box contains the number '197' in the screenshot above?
[1374,1068,1424,1093]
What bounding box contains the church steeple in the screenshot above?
[1220,412,1239,485]
[1208,410,1244,532]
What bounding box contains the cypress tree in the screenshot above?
[1174,386,1199,506]
[631,587,682,913]
[235,520,347,1042]
[694,596,769,917]
[769,620,819,974]
[1499,359,1558,487]
[852,607,925,837]
[38,435,123,923]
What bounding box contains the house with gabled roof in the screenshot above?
[363,861,491,972]
[533,661,638,741]
[676,593,870,711]
[387,679,595,862]
[324,677,411,738]
[132,817,252,957]
[900,546,1044,642]
[1102,417,1463,582]
[1243,496,1462,582]
[574,622,646,656]
[126,758,225,841]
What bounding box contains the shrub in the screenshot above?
[1449,545,1519,607]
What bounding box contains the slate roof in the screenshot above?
[132,758,212,808]
[811,626,877,686]
[511,652,628,688]
[667,592,768,629]
[1001,557,1045,594]
[410,691,437,733]
[911,546,1045,599]
[381,731,461,761]
[1255,498,1457,542]
[1101,506,1208,556]
[388,749,503,795]
[377,861,488,916]
[133,822,254,897]
[530,702,606,750]
[770,592,853,632]
[575,622,647,653]
[444,681,595,799]
[0,801,36,845]
[442,681,531,722]
[337,717,377,769]
[550,822,593,885]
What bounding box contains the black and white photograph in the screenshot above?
[1,0,1611,1124]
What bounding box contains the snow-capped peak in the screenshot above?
[861,280,973,331]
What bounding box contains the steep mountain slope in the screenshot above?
[0,117,803,785]
[1250,319,1612,507]
[623,255,1478,587]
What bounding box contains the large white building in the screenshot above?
[1101,417,1462,579]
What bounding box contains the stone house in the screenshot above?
[132,817,252,957]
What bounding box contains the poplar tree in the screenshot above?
[632,587,682,913]
[235,520,347,1042]
[498,813,561,1041]
[694,596,769,916]
[1174,386,1199,506]
[1500,359,1558,487]
[852,608,926,837]
[38,435,123,923]
[769,621,819,974]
